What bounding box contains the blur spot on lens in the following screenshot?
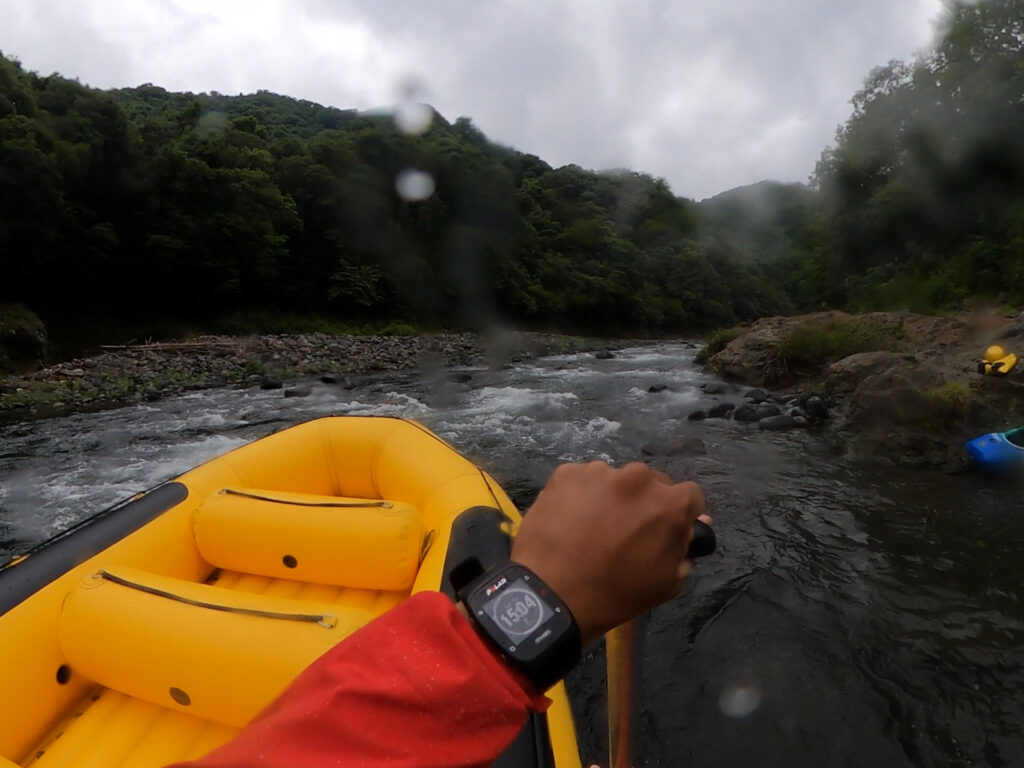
[718,684,761,717]
[394,102,433,135]
[396,169,435,201]
[197,111,228,136]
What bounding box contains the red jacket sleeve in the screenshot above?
[167,591,551,768]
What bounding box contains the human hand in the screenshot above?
[510,461,708,648]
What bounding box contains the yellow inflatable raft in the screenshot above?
[0,416,582,768]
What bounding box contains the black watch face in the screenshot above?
[467,565,573,662]
[482,577,554,644]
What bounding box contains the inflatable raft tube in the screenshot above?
[0,416,581,768]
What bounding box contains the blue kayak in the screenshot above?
[965,427,1024,469]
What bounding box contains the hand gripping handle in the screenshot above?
[687,519,716,559]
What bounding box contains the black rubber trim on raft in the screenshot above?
[440,506,513,600]
[440,506,556,768]
[0,482,188,617]
[494,707,557,768]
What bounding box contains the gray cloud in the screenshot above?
[0,0,942,199]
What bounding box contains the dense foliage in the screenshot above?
[0,58,787,344]
[810,0,1024,311]
[1,0,1022,351]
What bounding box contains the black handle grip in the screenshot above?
[687,520,716,559]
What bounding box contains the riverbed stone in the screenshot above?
[1,331,632,420]
[708,402,735,418]
[804,395,829,421]
[744,388,767,403]
[759,414,797,430]
[734,403,760,422]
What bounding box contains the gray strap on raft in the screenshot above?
[219,488,393,508]
[95,570,337,628]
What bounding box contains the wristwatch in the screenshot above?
[454,560,581,692]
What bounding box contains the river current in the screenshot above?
[1,343,1022,766]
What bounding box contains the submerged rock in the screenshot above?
[702,381,731,395]
[759,414,797,431]
[641,434,706,457]
[708,402,735,419]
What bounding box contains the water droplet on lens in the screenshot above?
[396,169,435,201]
[718,684,761,717]
[394,102,433,135]
[197,111,228,136]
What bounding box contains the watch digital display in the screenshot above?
[459,562,581,691]
[482,577,554,644]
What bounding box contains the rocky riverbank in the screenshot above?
[702,309,1024,470]
[0,331,612,422]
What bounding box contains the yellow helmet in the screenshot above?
[985,345,1006,362]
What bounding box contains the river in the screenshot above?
[1,343,1021,766]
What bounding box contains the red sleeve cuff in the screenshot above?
[169,591,551,768]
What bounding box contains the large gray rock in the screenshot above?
[825,351,918,396]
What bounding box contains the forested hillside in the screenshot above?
[0,54,789,344]
[1,0,1022,353]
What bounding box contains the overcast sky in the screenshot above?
[0,0,944,200]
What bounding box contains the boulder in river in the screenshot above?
[702,381,732,395]
[284,386,312,398]
[755,404,781,419]
[734,403,760,422]
[260,376,283,390]
[804,395,829,421]
[708,402,735,419]
[595,350,615,360]
[744,388,767,403]
[759,414,797,431]
[648,384,668,393]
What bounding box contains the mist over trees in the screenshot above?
[1,0,1022,351]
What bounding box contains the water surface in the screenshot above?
[2,343,1021,766]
